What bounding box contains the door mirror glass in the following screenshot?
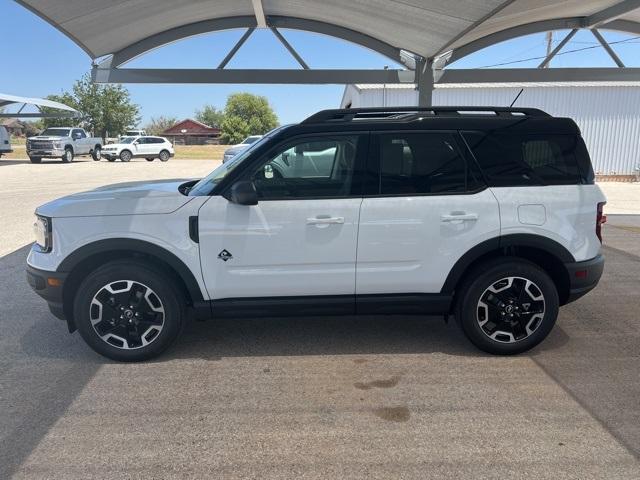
[227,180,258,206]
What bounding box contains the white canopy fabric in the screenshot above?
[15,0,640,64]
[0,92,77,112]
[0,92,78,118]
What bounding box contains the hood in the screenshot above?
[102,142,128,149]
[29,135,69,141]
[225,144,248,154]
[36,179,195,218]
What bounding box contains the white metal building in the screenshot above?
[341,83,640,179]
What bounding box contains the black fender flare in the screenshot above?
[57,238,205,303]
[440,234,575,294]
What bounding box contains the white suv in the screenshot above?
[101,136,174,162]
[27,107,606,361]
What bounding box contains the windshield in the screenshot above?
[243,136,261,145]
[40,128,70,137]
[120,137,137,144]
[125,131,142,136]
[189,127,287,196]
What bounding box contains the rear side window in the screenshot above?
[375,132,483,195]
[463,132,594,186]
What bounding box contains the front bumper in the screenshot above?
[564,254,604,303]
[26,264,68,321]
[27,148,65,157]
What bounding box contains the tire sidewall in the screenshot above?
[62,148,73,163]
[120,150,132,162]
[456,258,559,355]
[92,147,102,161]
[159,150,170,162]
[73,261,184,361]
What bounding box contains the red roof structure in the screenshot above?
[162,118,221,144]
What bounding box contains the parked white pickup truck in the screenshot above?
[27,127,102,163]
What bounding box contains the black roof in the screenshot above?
[280,106,580,136]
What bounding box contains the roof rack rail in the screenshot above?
[302,106,550,124]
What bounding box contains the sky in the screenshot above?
[1,0,639,126]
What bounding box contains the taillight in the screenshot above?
[596,202,607,243]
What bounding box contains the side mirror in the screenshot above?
[227,180,258,206]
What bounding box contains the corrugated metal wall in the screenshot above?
[343,85,640,175]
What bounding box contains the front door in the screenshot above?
[198,133,367,300]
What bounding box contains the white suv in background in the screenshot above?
[27,107,606,361]
[101,136,174,162]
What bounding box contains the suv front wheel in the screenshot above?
[73,260,185,361]
[455,258,559,355]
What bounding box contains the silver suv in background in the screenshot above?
[27,127,103,163]
[222,135,263,163]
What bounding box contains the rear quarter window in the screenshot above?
[462,132,594,186]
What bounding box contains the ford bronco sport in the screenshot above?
[27,107,606,361]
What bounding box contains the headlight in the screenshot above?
[34,215,52,252]
[54,142,64,149]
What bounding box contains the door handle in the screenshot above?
[306,216,345,225]
[440,213,478,223]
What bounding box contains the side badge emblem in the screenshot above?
[218,249,233,262]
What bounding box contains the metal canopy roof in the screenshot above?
[0,93,78,118]
[13,1,640,106]
[15,0,640,63]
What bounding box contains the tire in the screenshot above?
[159,150,170,162]
[62,147,74,163]
[29,156,42,164]
[91,147,102,161]
[145,157,155,162]
[120,150,132,162]
[454,257,559,355]
[73,260,185,362]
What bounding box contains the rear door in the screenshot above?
[198,133,367,300]
[356,131,500,294]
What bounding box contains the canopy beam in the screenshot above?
[92,67,415,85]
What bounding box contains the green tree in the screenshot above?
[145,115,178,136]
[220,93,278,144]
[195,104,224,128]
[39,92,78,130]
[40,74,140,140]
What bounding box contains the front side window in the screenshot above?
[72,129,86,139]
[251,135,361,199]
[376,132,481,195]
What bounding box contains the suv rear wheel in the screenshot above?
[73,260,185,361]
[455,258,559,355]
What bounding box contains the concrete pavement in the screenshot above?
[1,159,639,479]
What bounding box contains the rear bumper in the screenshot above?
[26,264,68,320]
[564,254,604,304]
